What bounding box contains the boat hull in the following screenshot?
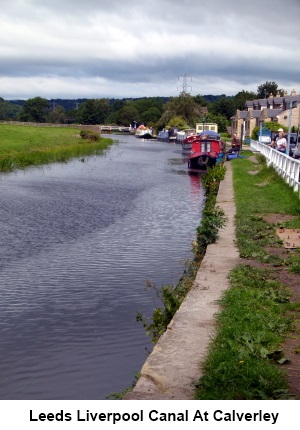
[187,138,224,170]
[135,132,154,139]
[188,153,217,170]
[134,126,153,139]
[181,142,192,151]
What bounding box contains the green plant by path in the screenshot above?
[194,164,227,261]
[0,124,113,172]
[136,259,199,343]
[106,372,140,400]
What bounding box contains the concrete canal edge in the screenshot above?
[124,161,241,400]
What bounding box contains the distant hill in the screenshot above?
[8,99,89,111]
[6,95,228,112]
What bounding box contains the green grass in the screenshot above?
[233,153,300,215]
[195,151,300,400]
[233,152,300,260]
[195,265,292,400]
[0,124,113,171]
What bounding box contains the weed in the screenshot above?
[106,373,140,400]
[285,252,300,273]
[136,260,199,343]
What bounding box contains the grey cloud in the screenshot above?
[0,0,299,99]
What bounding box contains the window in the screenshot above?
[201,142,211,152]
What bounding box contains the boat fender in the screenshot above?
[198,155,209,167]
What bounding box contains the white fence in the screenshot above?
[250,139,300,196]
[100,125,131,132]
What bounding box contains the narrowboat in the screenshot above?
[187,131,224,170]
[175,129,197,150]
[181,133,199,151]
[157,130,170,142]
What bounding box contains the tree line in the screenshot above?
[0,81,281,133]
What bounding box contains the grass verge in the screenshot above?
[195,151,300,399]
[0,124,113,171]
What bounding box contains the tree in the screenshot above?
[48,105,66,124]
[210,97,235,120]
[116,102,139,126]
[131,97,164,115]
[203,112,228,133]
[193,94,209,107]
[158,92,201,128]
[251,121,287,140]
[20,97,49,122]
[166,116,189,129]
[111,99,125,112]
[233,90,257,110]
[76,99,110,124]
[0,99,22,120]
[257,81,283,98]
[139,107,162,125]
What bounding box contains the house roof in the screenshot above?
[239,111,248,119]
[273,97,284,104]
[258,99,267,106]
[230,110,249,120]
[251,111,262,118]
[264,109,283,117]
[244,94,300,113]
[284,95,300,103]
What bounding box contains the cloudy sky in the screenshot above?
[1,0,299,100]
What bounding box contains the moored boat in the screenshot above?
[135,125,154,139]
[176,129,197,150]
[187,131,225,170]
[182,134,199,150]
[157,130,170,142]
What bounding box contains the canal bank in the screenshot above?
[125,161,241,400]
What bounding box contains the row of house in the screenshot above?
[231,90,300,140]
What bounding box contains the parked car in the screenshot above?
[292,127,300,159]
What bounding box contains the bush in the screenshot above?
[80,130,100,141]
[251,122,287,140]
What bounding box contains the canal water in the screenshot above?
[0,134,205,399]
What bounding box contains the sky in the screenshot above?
[1,0,300,100]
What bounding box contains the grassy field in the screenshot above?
[0,124,113,171]
[195,151,300,400]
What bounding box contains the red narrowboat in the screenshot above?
[187,131,224,170]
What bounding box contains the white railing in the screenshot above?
[100,125,131,132]
[250,139,300,196]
